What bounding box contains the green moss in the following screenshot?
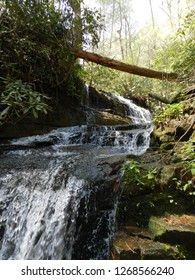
[148,217,166,237]
[160,142,174,151]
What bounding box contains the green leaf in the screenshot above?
[32,108,38,118]
[0,106,10,117]
[191,169,195,176]
[43,108,48,114]
[183,183,190,192]
[147,173,155,180]
[23,108,30,114]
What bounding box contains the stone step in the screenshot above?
[111,214,195,260]
[110,232,180,260]
[125,225,153,239]
[148,214,195,249]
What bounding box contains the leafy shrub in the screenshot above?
[0,0,103,124]
[153,103,184,126]
[0,79,50,124]
[121,159,157,190]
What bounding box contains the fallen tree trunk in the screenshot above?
[71,49,178,81]
[148,91,182,104]
[148,92,171,104]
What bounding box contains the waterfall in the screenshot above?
[113,95,152,124]
[0,170,86,260]
[0,95,153,260]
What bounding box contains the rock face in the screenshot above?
[0,86,129,139]
[111,147,195,259]
[111,93,195,260]
[84,108,129,126]
[84,86,128,117]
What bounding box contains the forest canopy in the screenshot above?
[83,0,195,99]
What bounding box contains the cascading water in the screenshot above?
[113,95,152,124]
[0,95,153,260]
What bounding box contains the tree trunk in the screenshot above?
[69,0,82,48]
[118,0,125,60]
[149,0,155,28]
[110,1,116,50]
[71,49,178,81]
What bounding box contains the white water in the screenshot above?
[10,95,153,156]
[0,169,86,259]
[112,94,152,123]
[0,95,153,260]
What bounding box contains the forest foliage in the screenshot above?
[155,10,195,81]
[83,0,195,104]
[0,0,102,124]
[0,0,194,124]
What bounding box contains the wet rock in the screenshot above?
[85,109,130,126]
[0,95,87,139]
[0,241,15,260]
[85,86,128,117]
[0,225,5,249]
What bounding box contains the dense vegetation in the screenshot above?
[0,0,102,124]
[0,0,194,124]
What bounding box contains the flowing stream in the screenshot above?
[0,95,153,260]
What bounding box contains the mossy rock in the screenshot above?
[149,215,195,251]
[159,162,192,186]
[160,142,174,150]
[155,127,176,143]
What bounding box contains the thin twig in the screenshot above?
[125,241,136,254]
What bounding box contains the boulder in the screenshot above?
[84,86,128,117]
[149,215,195,249]
[160,163,192,186]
